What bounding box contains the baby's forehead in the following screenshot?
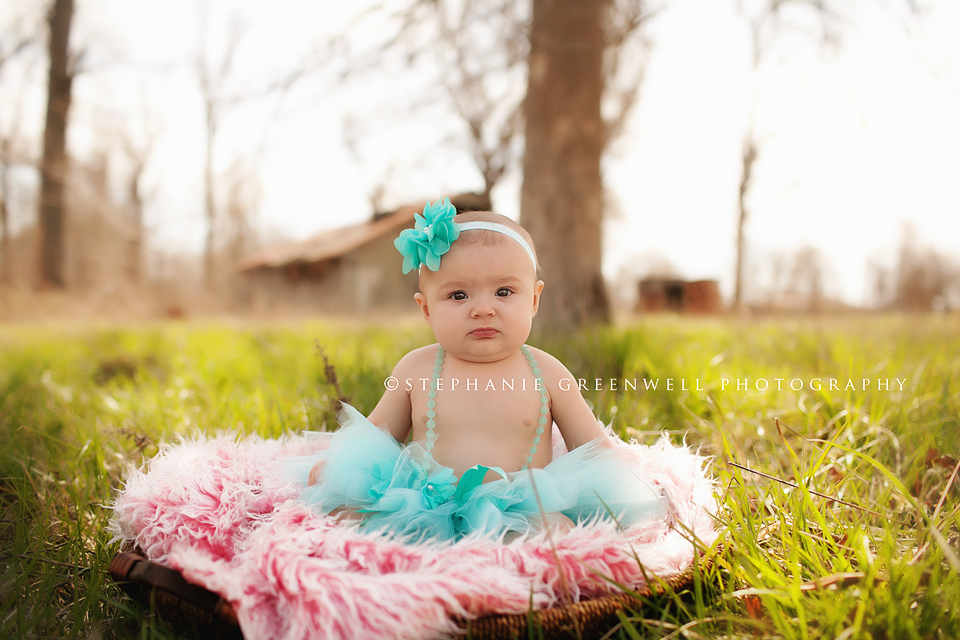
[433,239,535,278]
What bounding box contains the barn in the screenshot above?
[635,278,722,314]
[237,193,490,314]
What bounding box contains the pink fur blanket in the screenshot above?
[110,428,717,640]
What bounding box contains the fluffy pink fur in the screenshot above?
[111,427,717,640]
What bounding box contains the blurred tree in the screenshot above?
[196,11,241,292]
[521,0,609,327]
[426,1,529,204]
[36,0,75,289]
[120,132,154,285]
[522,0,653,328]
[893,224,957,311]
[0,10,39,285]
[334,0,530,210]
[341,0,654,328]
[0,137,11,285]
[731,0,838,313]
[194,7,309,293]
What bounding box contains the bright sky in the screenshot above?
[1,0,957,307]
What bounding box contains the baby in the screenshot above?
[294,199,664,541]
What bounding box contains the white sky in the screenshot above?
[1,0,958,307]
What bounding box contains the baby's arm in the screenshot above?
[367,349,421,443]
[534,348,612,451]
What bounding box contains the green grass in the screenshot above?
[1,314,958,639]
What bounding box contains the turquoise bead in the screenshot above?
[426,409,435,419]
[427,399,435,409]
[529,446,537,454]
[539,416,548,425]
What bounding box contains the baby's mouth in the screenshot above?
[469,328,499,338]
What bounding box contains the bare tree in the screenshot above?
[333,1,531,208]
[195,10,243,291]
[120,131,156,285]
[521,0,610,327]
[0,12,39,283]
[36,0,75,289]
[787,245,824,312]
[0,137,11,285]
[433,1,529,203]
[893,224,957,311]
[733,138,756,312]
[731,0,838,313]
[520,0,655,328]
[194,7,311,292]
[342,1,654,328]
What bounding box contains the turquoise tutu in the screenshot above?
[283,404,666,542]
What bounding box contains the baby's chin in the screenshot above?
[437,339,525,364]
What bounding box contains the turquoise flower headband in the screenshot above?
[394,198,460,274]
[394,198,537,273]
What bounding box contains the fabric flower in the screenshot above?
[394,198,460,273]
[420,466,457,509]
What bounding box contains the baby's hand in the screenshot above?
[308,460,326,486]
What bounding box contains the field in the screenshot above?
[1,315,958,639]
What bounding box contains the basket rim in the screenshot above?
[110,541,721,639]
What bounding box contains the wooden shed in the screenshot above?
[237,193,490,314]
[635,278,722,314]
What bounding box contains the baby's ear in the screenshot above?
[532,280,545,314]
[414,292,432,325]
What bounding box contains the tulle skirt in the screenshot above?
[283,404,666,542]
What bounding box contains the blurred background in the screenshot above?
[0,0,958,322]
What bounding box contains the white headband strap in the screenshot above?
[457,221,538,271]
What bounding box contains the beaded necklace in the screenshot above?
[418,344,549,488]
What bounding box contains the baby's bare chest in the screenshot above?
[409,373,547,442]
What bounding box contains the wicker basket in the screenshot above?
[109,544,716,640]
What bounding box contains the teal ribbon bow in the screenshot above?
[394,198,460,273]
[454,465,508,503]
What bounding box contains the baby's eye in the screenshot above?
[496,287,513,297]
[450,291,467,301]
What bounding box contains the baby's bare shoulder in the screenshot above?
[392,344,438,377]
[524,346,573,382]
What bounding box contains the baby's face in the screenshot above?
[415,237,544,363]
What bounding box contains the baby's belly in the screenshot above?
[430,436,552,479]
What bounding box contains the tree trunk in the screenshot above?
[37,0,74,289]
[203,98,216,290]
[520,0,611,329]
[0,138,10,285]
[127,162,144,284]
[733,137,756,313]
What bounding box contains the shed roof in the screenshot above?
[237,205,416,272]
[237,193,491,272]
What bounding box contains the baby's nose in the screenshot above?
[471,297,496,317]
